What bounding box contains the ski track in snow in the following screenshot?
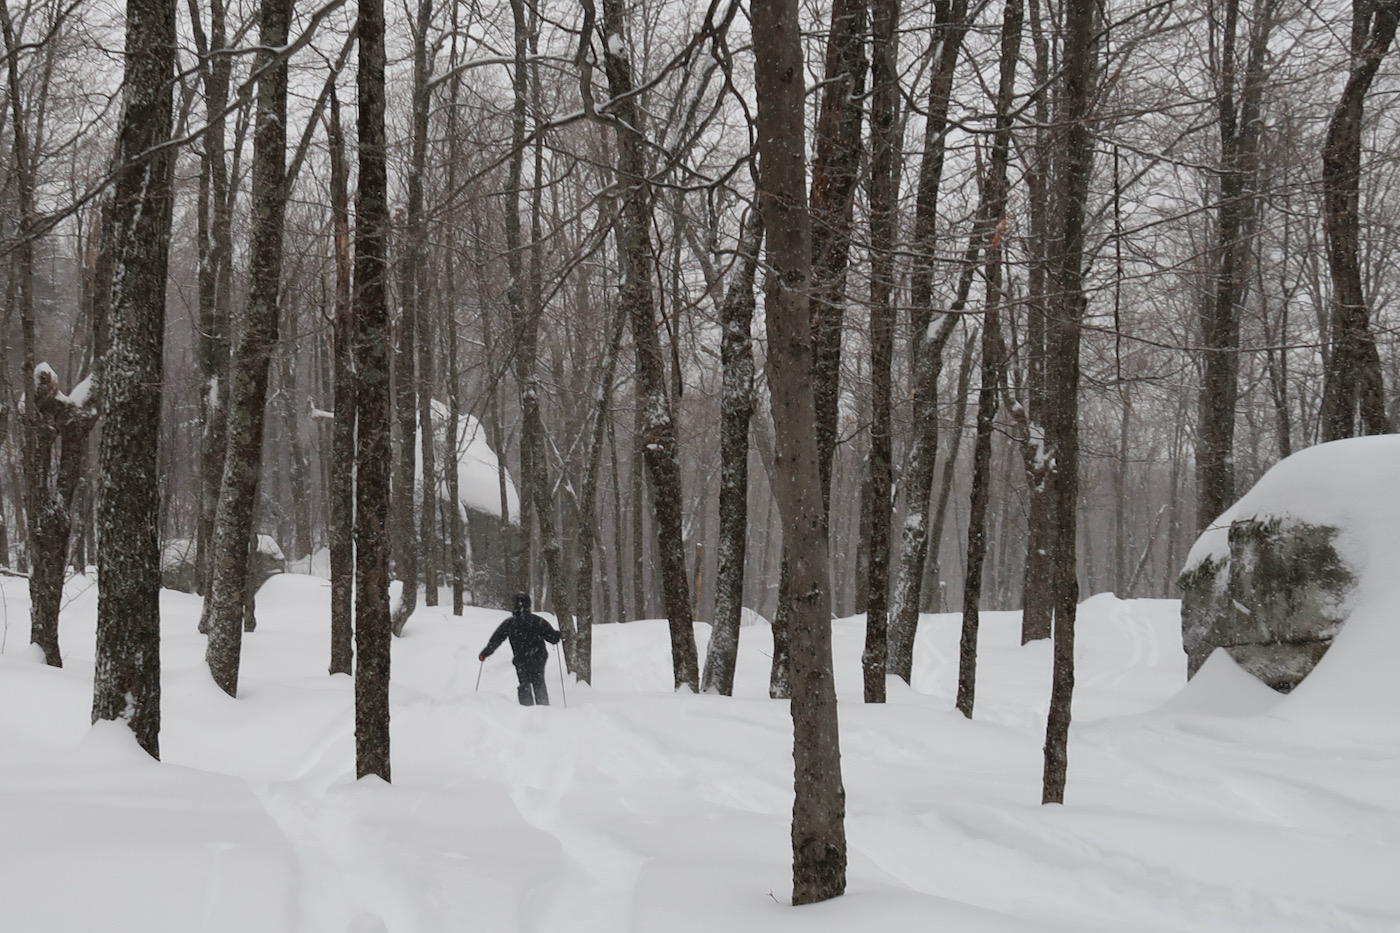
[0,575,1397,931]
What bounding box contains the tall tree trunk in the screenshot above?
[327,85,354,675]
[190,0,234,609]
[282,305,312,563]
[1196,0,1277,530]
[769,0,867,698]
[390,0,434,635]
[1019,0,1053,643]
[924,331,975,613]
[1041,0,1097,806]
[505,0,573,652]
[753,0,846,902]
[1319,0,1398,440]
[0,0,62,667]
[445,20,464,617]
[204,0,289,696]
[418,294,438,606]
[92,0,178,758]
[701,205,762,696]
[355,0,392,782]
[959,327,1002,719]
[598,0,699,690]
[863,0,900,704]
[630,402,645,619]
[572,306,627,684]
[959,0,1022,718]
[809,0,868,509]
[885,0,975,682]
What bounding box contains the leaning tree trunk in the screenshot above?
[1319,0,1398,441]
[956,0,1022,720]
[599,0,699,691]
[92,0,178,758]
[204,0,289,697]
[1041,0,1097,806]
[701,205,762,696]
[355,0,392,782]
[752,0,847,903]
[884,0,975,682]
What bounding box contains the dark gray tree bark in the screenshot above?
[885,0,974,682]
[769,0,867,699]
[355,0,392,782]
[506,0,573,653]
[1041,0,1097,806]
[1319,0,1398,441]
[1018,0,1053,643]
[190,0,233,605]
[444,21,464,617]
[204,0,289,696]
[925,332,976,614]
[571,305,627,684]
[809,0,867,509]
[1196,0,1277,531]
[701,205,762,696]
[957,0,1022,720]
[753,0,846,902]
[327,85,354,676]
[0,0,94,669]
[390,0,435,635]
[863,0,900,704]
[599,0,698,690]
[92,0,178,758]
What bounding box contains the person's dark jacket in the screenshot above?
[480,612,561,669]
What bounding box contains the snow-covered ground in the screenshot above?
[0,573,1395,932]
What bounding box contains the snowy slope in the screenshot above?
[0,575,1396,931]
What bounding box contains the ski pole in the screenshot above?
[556,645,568,708]
[475,658,484,692]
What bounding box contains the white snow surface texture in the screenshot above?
[0,572,1397,931]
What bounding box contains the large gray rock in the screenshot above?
[161,534,286,595]
[1176,436,1400,693]
[1179,517,1353,692]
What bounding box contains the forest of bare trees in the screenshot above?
[3,0,1400,903]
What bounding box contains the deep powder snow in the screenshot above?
[0,572,1396,932]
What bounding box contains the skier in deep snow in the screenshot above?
[480,593,562,706]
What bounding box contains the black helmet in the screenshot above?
[512,592,531,614]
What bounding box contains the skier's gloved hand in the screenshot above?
[478,653,486,662]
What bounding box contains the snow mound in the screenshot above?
[1184,435,1400,576]
[4,572,1400,930]
[1156,648,1282,718]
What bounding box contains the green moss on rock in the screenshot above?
[1179,519,1352,692]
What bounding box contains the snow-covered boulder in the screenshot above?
[160,534,286,595]
[1178,436,1400,692]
